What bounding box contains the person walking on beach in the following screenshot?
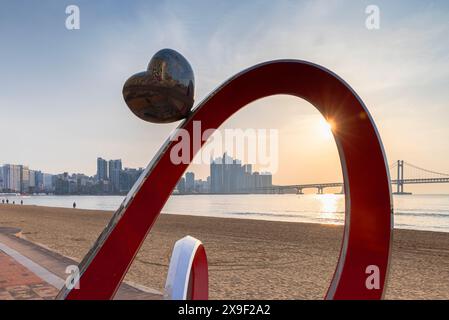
[21,200,23,205]
[73,202,76,209]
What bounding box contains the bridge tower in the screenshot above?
[396,160,404,194]
[394,160,411,195]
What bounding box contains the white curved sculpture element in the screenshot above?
[164,235,208,300]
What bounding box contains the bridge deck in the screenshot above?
[261,177,449,192]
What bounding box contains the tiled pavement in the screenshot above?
[0,250,59,300]
[0,227,162,300]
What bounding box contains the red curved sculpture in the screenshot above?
[57,60,393,300]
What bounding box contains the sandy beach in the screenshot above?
[1,204,449,299]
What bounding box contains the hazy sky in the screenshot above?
[1,0,449,193]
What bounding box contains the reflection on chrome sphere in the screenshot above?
[123,49,195,123]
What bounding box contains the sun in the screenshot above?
[318,118,335,139]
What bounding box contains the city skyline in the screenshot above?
[0,157,144,195]
[1,1,449,193]
[0,153,274,195]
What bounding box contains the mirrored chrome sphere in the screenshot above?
[123,48,195,123]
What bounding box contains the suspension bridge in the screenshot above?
[262,160,449,195]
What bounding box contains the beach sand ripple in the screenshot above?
[1,205,449,299]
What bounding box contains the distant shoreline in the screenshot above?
[2,193,449,234]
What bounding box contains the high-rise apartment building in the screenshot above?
[97,157,108,181]
[108,159,122,193]
[20,165,30,194]
[209,154,272,194]
[119,167,143,193]
[185,172,195,193]
[43,173,54,192]
[0,166,3,190]
[29,170,36,193]
[34,171,44,193]
[2,164,22,192]
[210,154,245,193]
[210,159,223,193]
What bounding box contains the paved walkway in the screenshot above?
[0,250,59,299]
[0,251,58,300]
[0,227,162,300]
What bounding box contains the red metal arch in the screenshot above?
[58,60,393,300]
